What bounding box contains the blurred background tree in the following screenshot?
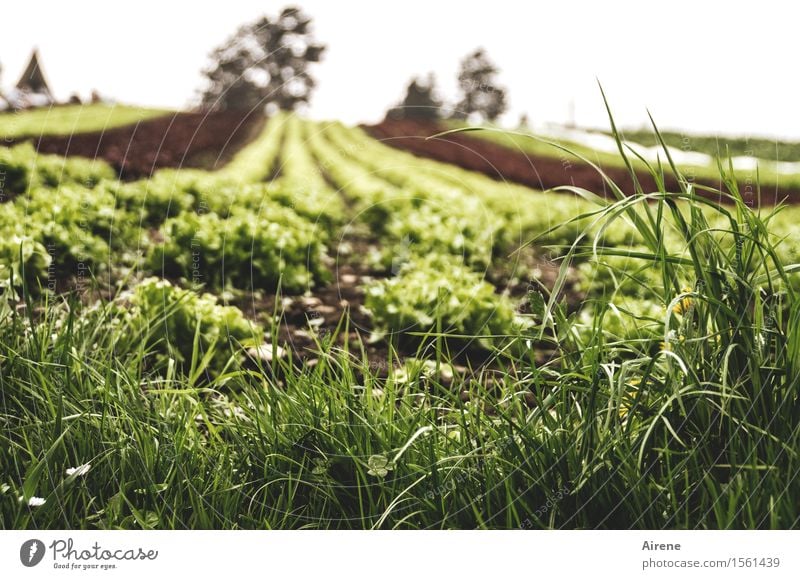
[452,48,507,122]
[198,6,325,112]
[387,73,443,120]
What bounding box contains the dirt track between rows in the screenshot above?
[3,110,264,179]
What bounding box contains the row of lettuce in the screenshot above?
[3,114,800,375]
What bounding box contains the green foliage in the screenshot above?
[0,104,169,139]
[0,185,126,285]
[578,296,667,344]
[209,116,345,233]
[576,246,667,298]
[306,121,407,232]
[33,153,116,189]
[126,277,260,376]
[0,143,115,196]
[273,117,345,230]
[0,146,30,195]
[365,254,524,347]
[150,204,329,293]
[0,218,51,293]
[215,113,286,182]
[108,177,196,228]
[4,109,800,532]
[384,200,500,268]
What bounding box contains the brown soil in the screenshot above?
[233,235,394,376]
[365,118,800,205]
[229,234,577,384]
[4,110,264,179]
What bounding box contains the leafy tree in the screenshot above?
[199,6,325,112]
[387,73,443,120]
[452,48,508,122]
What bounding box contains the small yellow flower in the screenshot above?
[620,377,642,419]
[672,286,695,315]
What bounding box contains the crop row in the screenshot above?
[4,114,800,368]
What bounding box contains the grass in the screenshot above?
[1,108,800,529]
[603,127,800,163]
[0,103,171,139]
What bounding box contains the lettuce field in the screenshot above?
[2,108,800,530]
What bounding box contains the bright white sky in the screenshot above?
[1,1,798,138]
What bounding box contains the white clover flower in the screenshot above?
[18,496,46,507]
[66,463,91,477]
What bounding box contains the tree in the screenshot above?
[198,6,325,112]
[452,49,507,122]
[387,73,443,121]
